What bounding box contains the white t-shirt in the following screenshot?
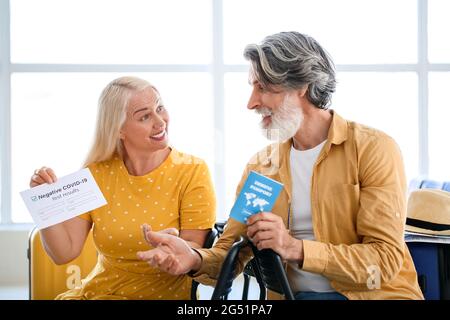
[287,140,335,293]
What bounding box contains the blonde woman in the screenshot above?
[29,76,216,300]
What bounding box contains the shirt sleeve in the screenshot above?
[179,161,216,230]
[190,166,253,284]
[302,135,407,290]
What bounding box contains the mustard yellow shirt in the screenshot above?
[57,148,216,300]
[194,111,424,300]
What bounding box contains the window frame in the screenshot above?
[1,0,450,225]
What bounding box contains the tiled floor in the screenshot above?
[0,274,260,300]
[0,286,28,300]
[198,273,260,300]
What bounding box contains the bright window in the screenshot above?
[1,0,448,224]
[428,0,450,63]
[429,73,450,180]
[10,0,212,64]
[10,73,213,222]
[223,0,416,64]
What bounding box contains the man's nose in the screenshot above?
[247,89,261,110]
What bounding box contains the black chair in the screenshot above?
[190,221,226,300]
[211,236,248,300]
[242,259,265,300]
[248,241,295,300]
[214,221,226,235]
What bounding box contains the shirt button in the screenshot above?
[395,212,400,218]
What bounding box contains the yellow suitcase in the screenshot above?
[28,227,97,300]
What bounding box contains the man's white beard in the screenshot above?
[257,94,303,142]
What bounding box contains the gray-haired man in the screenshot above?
[137,32,423,300]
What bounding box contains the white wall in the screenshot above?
[0,227,32,286]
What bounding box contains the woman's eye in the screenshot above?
[140,114,150,121]
[156,105,165,112]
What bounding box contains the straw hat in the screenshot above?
[406,189,450,236]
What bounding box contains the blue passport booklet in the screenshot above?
[230,171,284,224]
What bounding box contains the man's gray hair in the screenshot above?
[244,31,336,109]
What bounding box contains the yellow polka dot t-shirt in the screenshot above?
[57,148,216,300]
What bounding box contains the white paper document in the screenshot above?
[20,168,107,229]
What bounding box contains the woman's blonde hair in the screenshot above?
[83,76,156,167]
